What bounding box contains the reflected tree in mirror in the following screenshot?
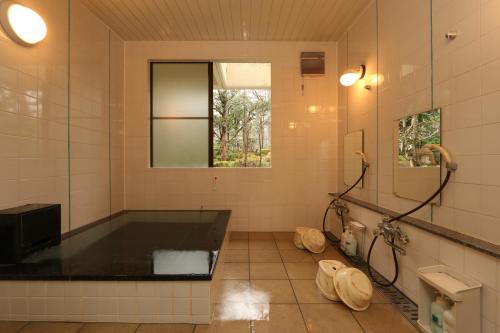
[394,108,441,203]
[398,109,441,168]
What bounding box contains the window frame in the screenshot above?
[149,61,214,168]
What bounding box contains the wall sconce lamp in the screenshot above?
[339,65,366,87]
[0,1,47,46]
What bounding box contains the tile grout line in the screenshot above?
[247,233,250,281]
[215,300,326,304]
[74,322,86,333]
[296,303,312,333]
[283,233,311,333]
[232,232,420,333]
[15,321,29,333]
[226,233,420,332]
[247,233,253,333]
[227,234,420,331]
[273,233,312,333]
[349,310,367,333]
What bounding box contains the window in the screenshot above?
[150,62,271,168]
[150,62,212,167]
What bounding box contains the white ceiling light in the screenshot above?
[0,1,47,46]
[339,65,366,87]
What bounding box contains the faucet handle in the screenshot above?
[394,225,410,244]
[399,233,410,245]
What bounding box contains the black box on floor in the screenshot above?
[0,204,61,264]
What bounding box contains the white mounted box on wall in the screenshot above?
[417,265,481,333]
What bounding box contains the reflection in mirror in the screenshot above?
[393,108,441,202]
[153,250,215,275]
[344,130,364,188]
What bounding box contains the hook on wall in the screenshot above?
[445,30,457,40]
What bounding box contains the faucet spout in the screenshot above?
[383,237,407,255]
[374,216,409,255]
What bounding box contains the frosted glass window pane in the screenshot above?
[153,120,208,167]
[152,63,209,117]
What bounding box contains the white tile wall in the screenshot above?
[337,3,378,205]
[0,280,211,323]
[337,0,500,332]
[0,0,125,232]
[69,0,113,230]
[0,0,70,232]
[123,41,338,231]
[432,0,500,246]
[339,204,499,332]
[110,31,125,215]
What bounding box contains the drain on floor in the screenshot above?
[325,232,419,328]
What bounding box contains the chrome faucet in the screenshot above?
[373,215,409,255]
[330,199,349,215]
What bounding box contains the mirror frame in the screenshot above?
[343,130,365,189]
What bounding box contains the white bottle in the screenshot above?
[443,304,455,333]
[345,229,357,257]
[340,228,349,252]
[430,294,450,333]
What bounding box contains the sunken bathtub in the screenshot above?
[0,210,231,324]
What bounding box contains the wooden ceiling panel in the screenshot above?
[81,0,371,41]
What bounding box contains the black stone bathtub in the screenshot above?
[0,210,230,281]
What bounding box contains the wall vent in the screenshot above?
[300,52,325,75]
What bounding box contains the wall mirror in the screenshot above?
[344,130,364,188]
[393,108,441,202]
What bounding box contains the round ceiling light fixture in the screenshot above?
[0,1,47,46]
[339,65,366,87]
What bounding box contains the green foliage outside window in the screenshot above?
[213,89,271,167]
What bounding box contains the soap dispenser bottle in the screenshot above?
[340,227,348,252]
[345,229,357,257]
[430,293,450,333]
[443,303,455,333]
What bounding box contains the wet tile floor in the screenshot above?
[0,232,419,333]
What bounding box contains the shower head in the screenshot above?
[423,144,457,171]
[355,151,369,168]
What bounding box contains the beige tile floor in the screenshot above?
[0,232,418,333]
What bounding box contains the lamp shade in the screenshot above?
[339,65,366,87]
[0,1,47,46]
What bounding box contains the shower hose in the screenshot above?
[322,164,368,244]
[366,170,453,287]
